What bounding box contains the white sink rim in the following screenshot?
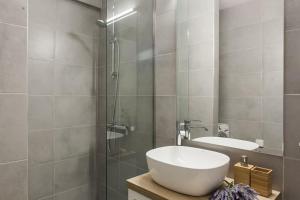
[146,146,230,170]
[193,136,259,151]
[146,146,230,196]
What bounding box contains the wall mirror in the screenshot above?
[176,0,284,156]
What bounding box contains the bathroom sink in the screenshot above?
[193,137,259,151]
[146,146,230,196]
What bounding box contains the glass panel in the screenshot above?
[176,0,284,156]
[105,0,155,199]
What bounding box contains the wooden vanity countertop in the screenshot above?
[127,173,280,200]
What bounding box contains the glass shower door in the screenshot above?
[105,0,155,199]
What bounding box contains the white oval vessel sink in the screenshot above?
[193,137,259,151]
[146,146,230,196]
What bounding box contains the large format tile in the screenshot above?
[0,94,27,162]
[28,0,56,28]
[54,96,96,128]
[263,19,284,46]
[262,0,283,22]
[29,23,55,60]
[119,62,137,96]
[137,60,154,96]
[155,96,176,140]
[220,23,262,54]
[29,130,54,165]
[222,119,262,141]
[220,48,262,74]
[188,13,214,45]
[54,156,90,193]
[285,29,300,94]
[54,126,94,160]
[155,11,176,55]
[0,23,27,93]
[55,31,94,67]
[285,0,300,30]
[263,44,283,72]
[220,0,260,31]
[0,161,28,200]
[188,42,214,70]
[29,96,54,130]
[28,59,54,95]
[155,53,176,95]
[285,95,300,159]
[263,97,283,123]
[284,158,300,199]
[188,0,215,20]
[220,97,262,121]
[263,71,283,96]
[220,73,262,98]
[156,0,176,15]
[54,185,91,200]
[0,0,27,26]
[262,122,283,152]
[54,63,95,95]
[189,97,214,123]
[189,70,215,97]
[57,0,99,37]
[29,163,54,200]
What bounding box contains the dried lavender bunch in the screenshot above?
[210,181,259,200]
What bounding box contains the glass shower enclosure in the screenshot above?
[98,0,155,199]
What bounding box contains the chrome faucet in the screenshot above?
[176,120,208,145]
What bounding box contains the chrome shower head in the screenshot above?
[97,19,107,27]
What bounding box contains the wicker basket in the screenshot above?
[251,166,272,197]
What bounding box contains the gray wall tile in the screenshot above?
[188,43,215,70]
[189,97,214,124]
[57,0,99,37]
[54,156,90,192]
[220,0,260,32]
[54,63,95,95]
[28,0,57,28]
[285,0,300,31]
[29,23,55,60]
[119,62,137,95]
[29,130,54,164]
[0,0,27,26]
[285,29,300,94]
[0,94,27,162]
[263,97,283,123]
[55,31,94,67]
[155,53,176,95]
[0,161,28,200]
[28,59,54,95]
[220,73,262,98]
[284,158,300,200]
[54,185,91,200]
[54,96,96,128]
[220,49,262,74]
[29,163,54,200]
[155,11,176,55]
[29,96,54,130]
[155,96,176,140]
[156,0,176,15]
[0,23,27,93]
[285,95,300,159]
[54,126,94,160]
[220,97,262,121]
